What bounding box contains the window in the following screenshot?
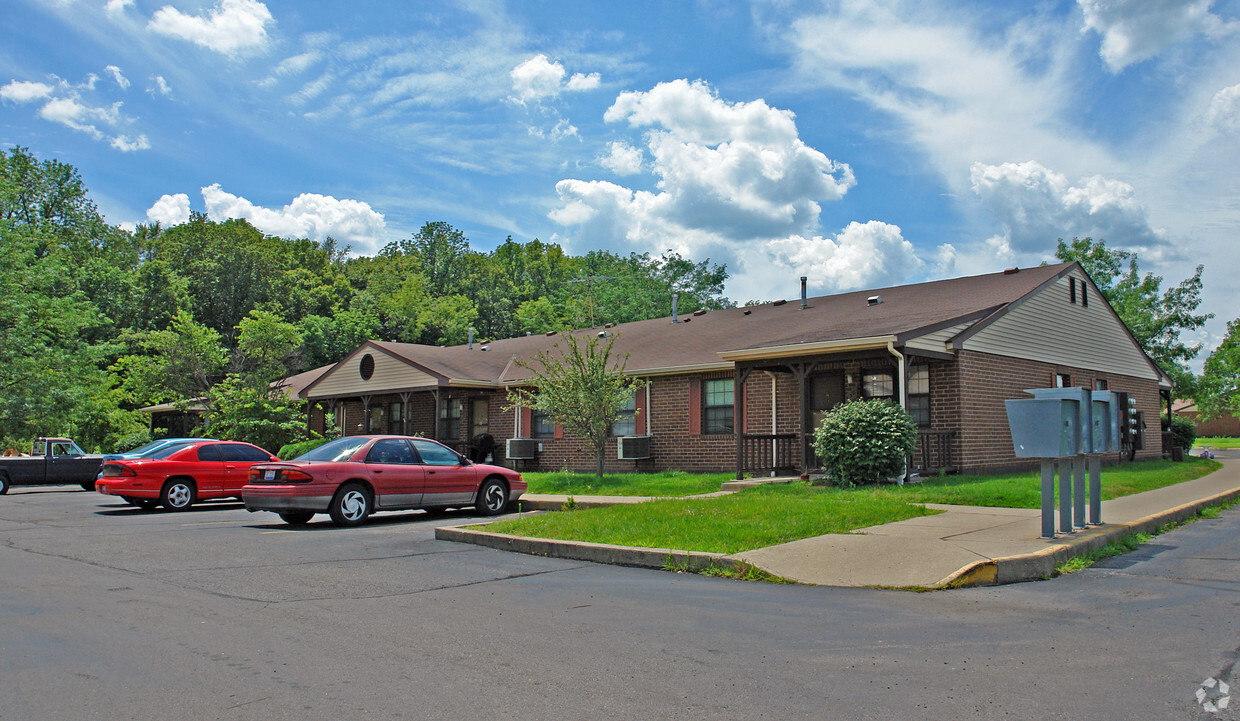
[412,438,463,466]
[862,371,894,400]
[218,444,272,462]
[369,404,386,434]
[611,393,637,437]
[333,406,344,437]
[365,438,415,464]
[388,402,403,434]
[439,398,463,439]
[196,444,222,462]
[1069,277,1077,304]
[1055,373,1071,388]
[907,365,930,427]
[703,378,734,434]
[1094,379,1109,391]
[530,408,555,438]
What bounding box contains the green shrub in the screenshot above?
[278,436,331,460]
[811,399,918,486]
[1169,415,1197,451]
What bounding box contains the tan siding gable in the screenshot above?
[905,322,972,353]
[307,349,438,399]
[960,271,1158,380]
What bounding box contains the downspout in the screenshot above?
[887,341,907,486]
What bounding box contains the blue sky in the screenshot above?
[3,0,1239,363]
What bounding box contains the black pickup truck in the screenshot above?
[0,438,104,494]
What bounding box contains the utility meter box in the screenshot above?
[1005,397,1081,458]
[1090,390,1121,453]
[1022,387,1093,454]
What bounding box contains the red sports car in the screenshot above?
[242,435,526,526]
[96,440,279,511]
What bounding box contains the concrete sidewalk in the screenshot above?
[440,456,1240,589]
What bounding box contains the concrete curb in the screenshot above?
[435,523,742,573]
[938,485,1240,588]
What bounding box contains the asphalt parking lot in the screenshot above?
[3,485,1240,720]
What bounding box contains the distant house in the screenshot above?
[1172,399,1240,438]
[297,262,1168,476]
[141,366,332,438]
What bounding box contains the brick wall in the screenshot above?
[955,349,1162,473]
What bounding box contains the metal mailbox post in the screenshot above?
[1006,387,1110,539]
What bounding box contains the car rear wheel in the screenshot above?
[0,472,9,495]
[279,511,315,525]
[328,484,371,526]
[475,477,508,516]
[161,479,195,511]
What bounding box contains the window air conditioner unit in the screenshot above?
[506,438,539,460]
[617,436,651,460]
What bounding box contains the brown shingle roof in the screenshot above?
[362,263,1072,386]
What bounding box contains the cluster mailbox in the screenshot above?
[1005,387,1121,538]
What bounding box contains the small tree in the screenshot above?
[811,399,918,486]
[506,332,642,478]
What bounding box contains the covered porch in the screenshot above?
[721,337,959,481]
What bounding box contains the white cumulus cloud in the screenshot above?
[38,96,120,139]
[509,54,600,104]
[199,184,387,248]
[1205,83,1240,134]
[111,134,150,152]
[147,193,191,225]
[148,0,274,55]
[105,65,130,90]
[970,160,1169,256]
[149,75,172,96]
[765,222,924,292]
[0,80,55,103]
[104,0,133,15]
[599,141,643,176]
[1078,0,1235,72]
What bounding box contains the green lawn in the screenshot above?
[490,483,940,554]
[884,457,1221,508]
[522,469,734,497]
[1195,437,1240,449]
[489,458,1222,555]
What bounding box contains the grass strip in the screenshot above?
[522,470,733,497]
[1055,493,1240,574]
[488,483,939,555]
[1194,437,1240,450]
[882,457,1221,508]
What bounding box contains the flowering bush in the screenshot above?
[811,399,918,486]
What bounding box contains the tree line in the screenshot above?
[0,146,731,452]
[4,145,1235,455]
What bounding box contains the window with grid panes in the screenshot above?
[862,371,894,400]
[530,408,555,438]
[703,378,734,434]
[611,393,637,436]
[907,365,930,426]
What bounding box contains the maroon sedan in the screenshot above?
[96,440,279,511]
[242,435,526,526]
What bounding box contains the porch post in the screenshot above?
[791,362,811,475]
[734,366,751,481]
[399,392,412,435]
[360,395,372,434]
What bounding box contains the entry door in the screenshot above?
[810,372,846,430]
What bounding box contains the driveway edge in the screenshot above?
[939,485,1240,588]
[435,523,742,573]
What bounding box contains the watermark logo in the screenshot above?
[1197,677,1231,714]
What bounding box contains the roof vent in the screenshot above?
[773,299,787,306]
[693,309,707,317]
[1003,266,1019,275]
[682,317,691,323]
[545,330,557,336]
[481,345,490,351]
[604,322,615,328]
[867,295,882,306]
[743,309,751,315]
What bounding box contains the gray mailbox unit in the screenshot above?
[1006,387,1109,538]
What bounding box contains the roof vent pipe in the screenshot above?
[800,276,807,310]
[672,293,680,323]
[468,327,474,349]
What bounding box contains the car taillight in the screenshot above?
[102,464,136,477]
[248,468,314,482]
[282,469,313,481]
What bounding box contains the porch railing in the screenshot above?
[910,429,957,476]
[740,433,799,476]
